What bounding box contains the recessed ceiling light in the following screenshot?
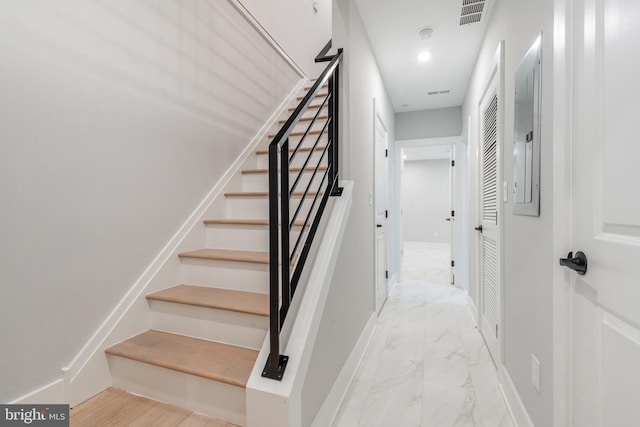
[418,51,432,62]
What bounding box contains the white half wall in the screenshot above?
[0,0,303,403]
[402,159,451,244]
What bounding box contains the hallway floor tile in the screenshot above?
[332,242,514,427]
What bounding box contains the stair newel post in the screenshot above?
[280,137,291,321]
[263,142,288,380]
[329,49,343,196]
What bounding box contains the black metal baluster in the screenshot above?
[280,138,291,321]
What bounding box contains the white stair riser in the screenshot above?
[226,196,319,218]
[206,225,302,252]
[148,300,267,350]
[256,151,328,169]
[242,171,323,192]
[180,258,269,293]
[108,356,246,426]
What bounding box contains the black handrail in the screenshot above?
[262,42,344,380]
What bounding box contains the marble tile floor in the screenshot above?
[332,242,514,427]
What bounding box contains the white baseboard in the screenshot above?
[388,272,400,295]
[312,313,377,427]
[10,379,65,405]
[465,296,531,427]
[499,367,534,427]
[61,76,308,407]
[467,294,479,323]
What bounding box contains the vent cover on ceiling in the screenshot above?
[460,0,485,25]
[428,90,451,96]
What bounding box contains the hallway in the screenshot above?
[332,242,514,426]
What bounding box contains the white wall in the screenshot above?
[238,0,332,77]
[0,0,302,403]
[396,106,462,140]
[402,160,451,243]
[463,0,555,424]
[300,0,395,424]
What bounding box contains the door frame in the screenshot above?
[373,99,389,313]
[475,41,505,368]
[393,136,463,288]
[552,0,573,425]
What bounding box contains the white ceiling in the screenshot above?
[354,0,493,112]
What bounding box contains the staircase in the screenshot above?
[104,82,329,427]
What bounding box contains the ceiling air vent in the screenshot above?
[460,0,485,25]
[428,90,451,96]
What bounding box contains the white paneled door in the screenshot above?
[449,146,456,285]
[566,0,640,425]
[374,110,388,314]
[477,47,502,366]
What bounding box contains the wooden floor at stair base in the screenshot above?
[70,388,238,427]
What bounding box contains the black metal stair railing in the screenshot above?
[262,41,344,380]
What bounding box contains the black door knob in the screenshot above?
[559,251,588,275]
[474,225,483,233]
[376,224,382,228]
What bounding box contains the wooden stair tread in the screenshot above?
[105,330,258,388]
[255,145,326,155]
[268,129,328,139]
[224,191,320,198]
[178,248,269,264]
[304,83,328,90]
[203,218,308,227]
[288,103,326,111]
[147,285,269,317]
[296,92,328,101]
[279,115,328,124]
[242,166,328,174]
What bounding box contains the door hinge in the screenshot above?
[451,260,455,267]
[451,160,455,167]
[451,210,455,218]
[385,210,388,218]
[385,149,388,158]
[526,131,534,142]
[385,270,388,279]
[496,324,499,338]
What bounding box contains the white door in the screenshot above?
[565,0,640,424]
[374,113,388,314]
[449,146,456,285]
[477,58,502,364]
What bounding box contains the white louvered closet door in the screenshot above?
[478,70,501,364]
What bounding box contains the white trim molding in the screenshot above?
[311,313,377,427]
[9,379,65,405]
[552,0,573,425]
[499,367,535,427]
